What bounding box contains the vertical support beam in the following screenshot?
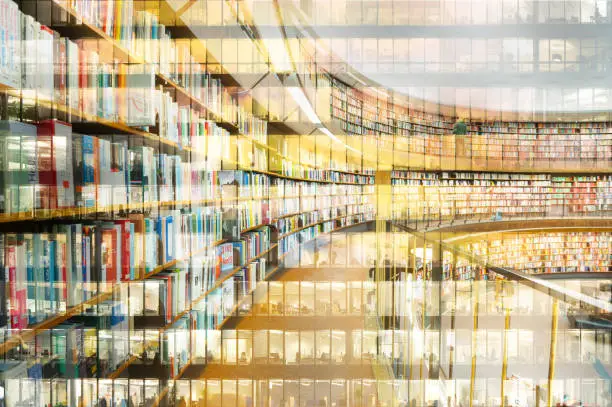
[375,171,392,320]
[431,237,443,282]
[469,281,479,407]
[449,310,456,379]
[501,307,511,407]
[373,171,394,400]
[547,298,559,407]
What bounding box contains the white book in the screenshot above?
[5,0,21,88]
[53,122,75,209]
[66,39,80,113]
[98,138,112,207]
[21,14,36,91]
[110,141,128,206]
[126,63,155,126]
[37,25,54,102]
[86,50,99,117]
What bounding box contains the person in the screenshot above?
[453,118,468,135]
[453,118,470,162]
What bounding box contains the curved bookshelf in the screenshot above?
[391,170,612,225]
[451,230,612,275]
[324,73,612,174]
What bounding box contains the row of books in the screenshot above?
[49,1,267,138]
[0,120,233,213]
[442,264,489,281]
[271,163,375,184]
[395,134,612,159]
[275,211,322,236]
[461,232,611,274]
[327,75,612,141]
[138,233,271,327]
[3,125,393,217]
[0,207,226,329]
[218,170,270,200]
[439,172,557,181]
[0,262,274,381]
[278,223,330,257]
[391,171,612,215]
[0,313,130,379]
[277,213,374,257]
[1,1,270,150]
[0,226,275,378]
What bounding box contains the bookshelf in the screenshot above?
[454,231,612,274]
[0,0,379,396]
[391,171,612,223]
[325,70,612,173]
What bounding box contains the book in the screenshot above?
[126,63,156,126]
[6,234,27,330]
[0,121,38,214]
[36,120,74,210]
[72,134,99,208]
[219,242,234,274]
[0,0,21,89]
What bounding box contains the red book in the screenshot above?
[6,236,26,330]
[37,120,74,209]
[129,214,145,280]
[215,245,222,279]
[261,202,270,224]
[115,220,132,281]
[101,227,118,283]
[77,40,87,113]
[6,244,18,329]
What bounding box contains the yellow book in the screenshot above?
[114,0,123,41]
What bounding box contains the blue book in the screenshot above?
[165,215,174,261]
[196,209,203,245]
[33,234,44,323]
[81,136,96,186]
[155,217,164,264]
[50,237,58,314]
[42,236,55,317]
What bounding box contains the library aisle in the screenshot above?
[0,0,610,406]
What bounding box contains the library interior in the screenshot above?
[0,0,610,406]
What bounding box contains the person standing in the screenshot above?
[453,118,468,135]
[453,118,470,165]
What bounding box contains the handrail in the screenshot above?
[393,222,612,314]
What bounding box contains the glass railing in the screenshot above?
[366,224,612,406]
